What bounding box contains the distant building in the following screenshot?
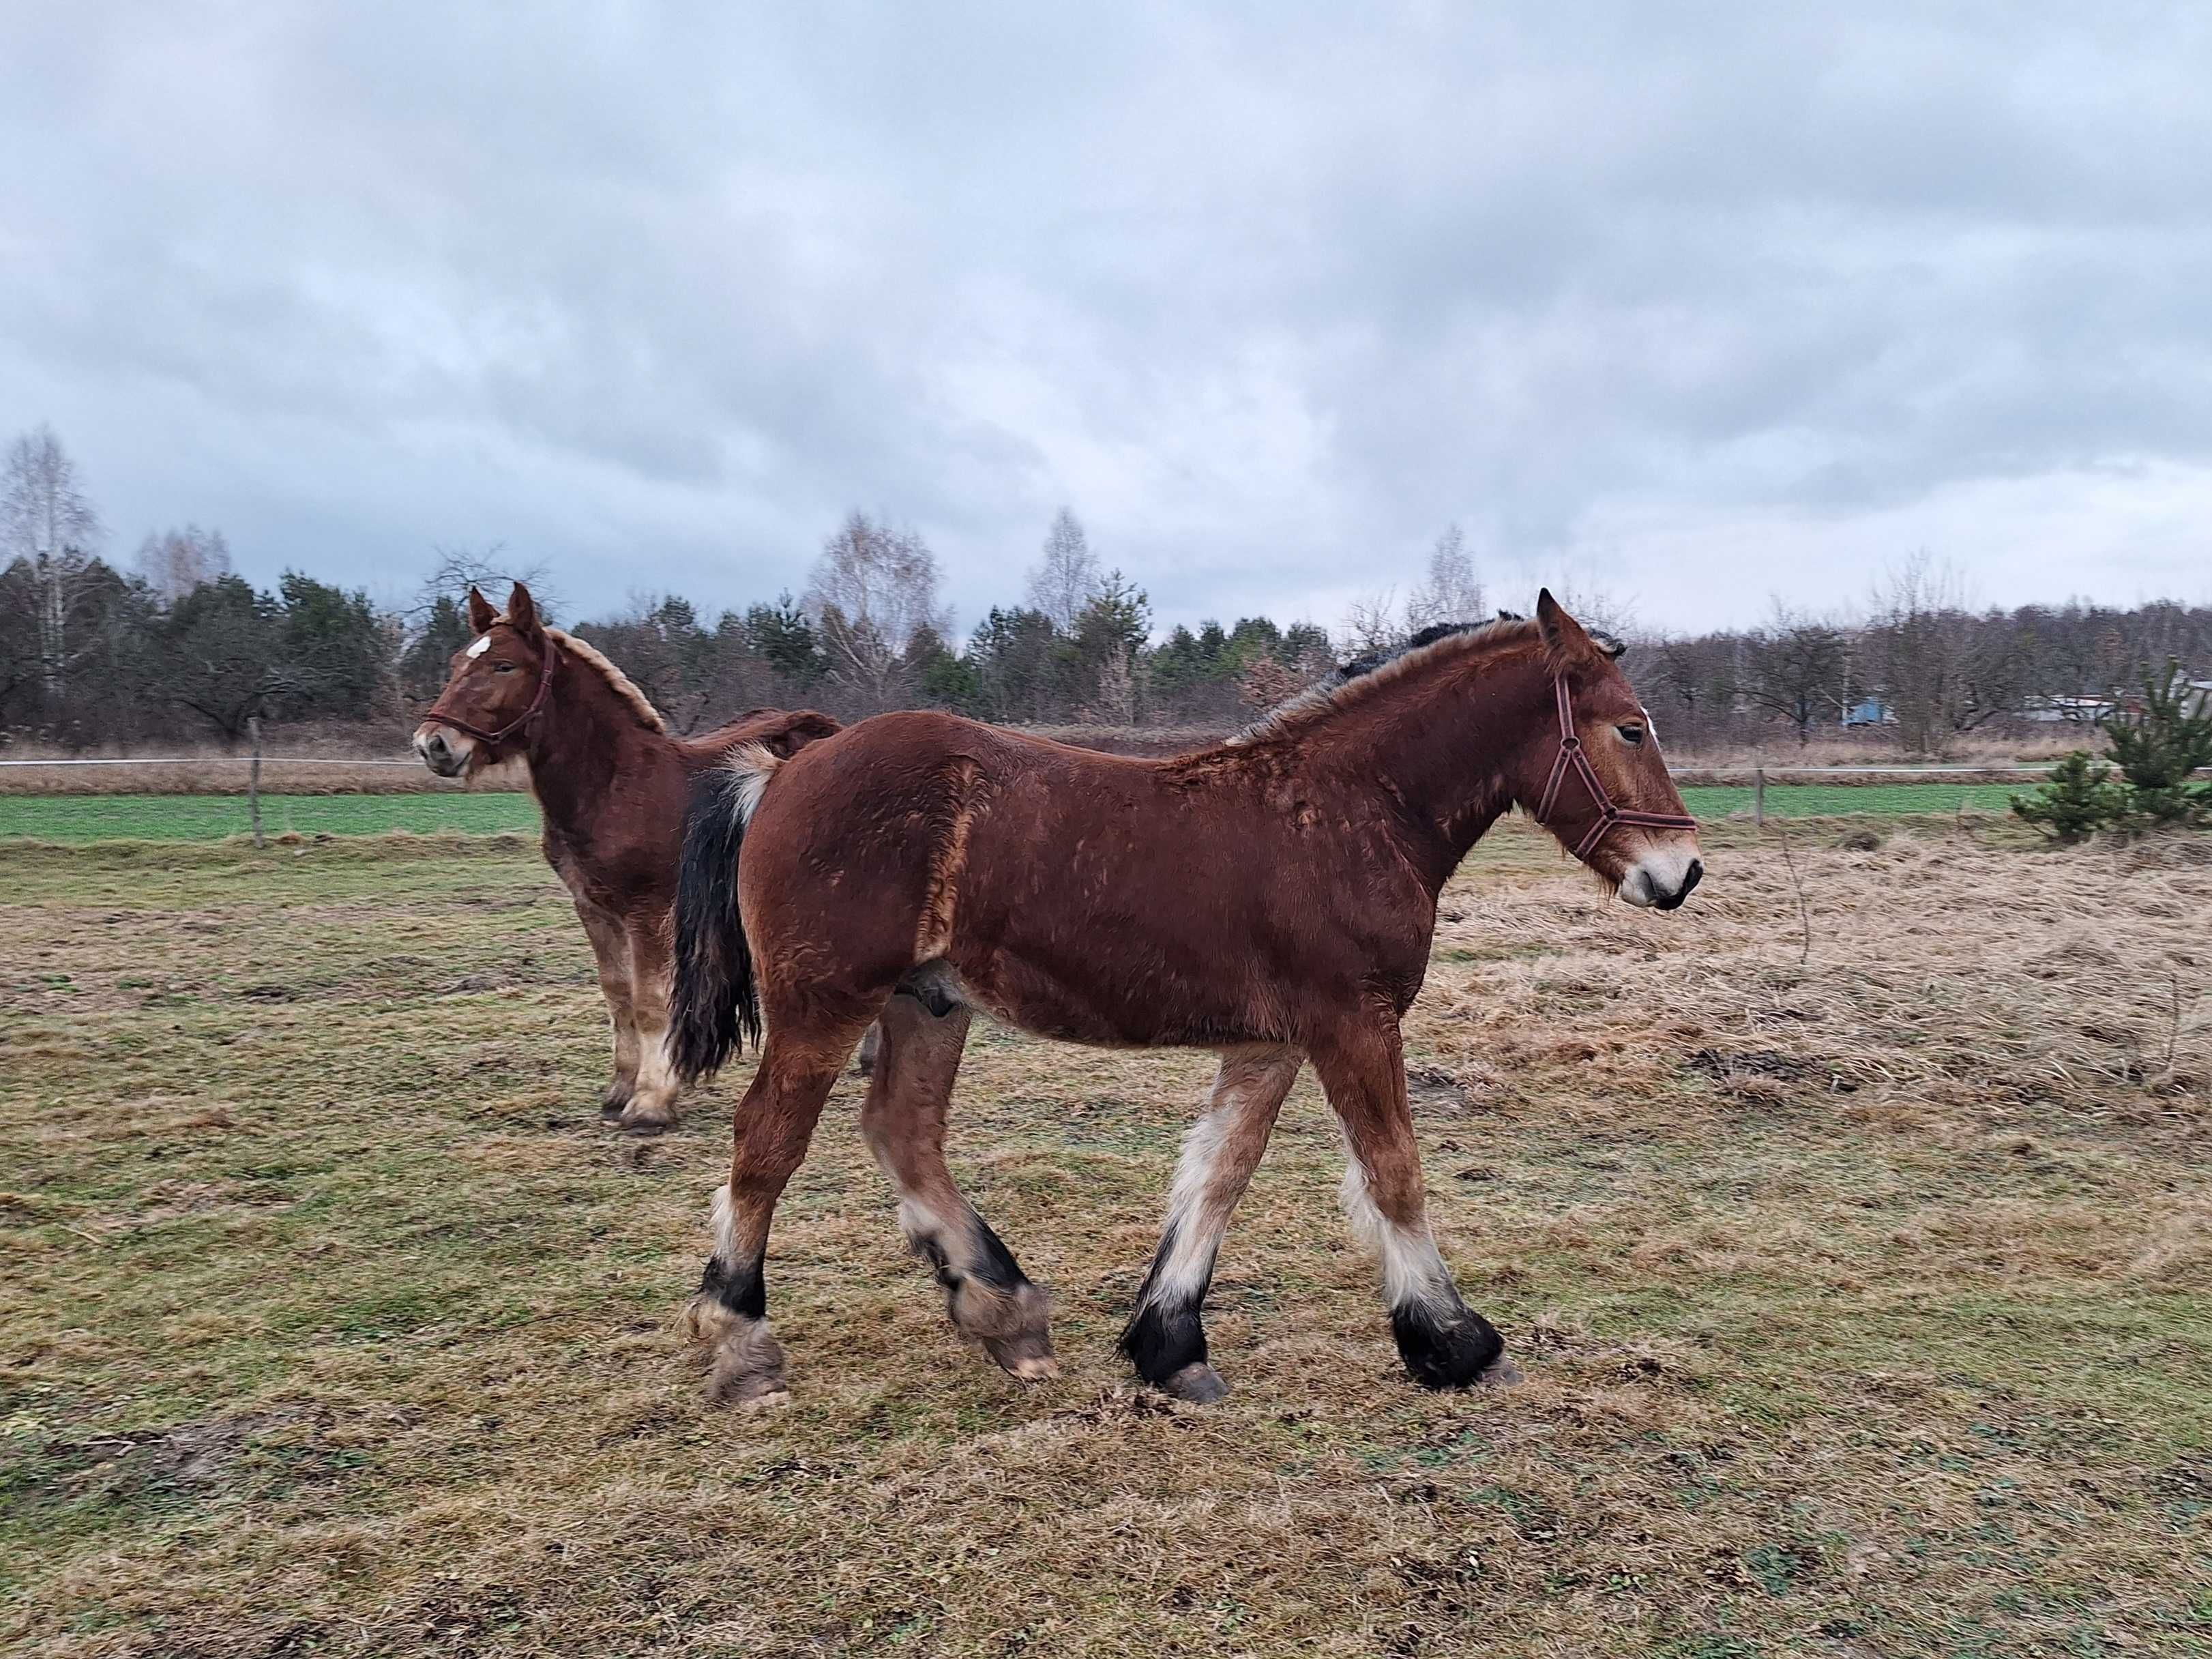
[1842,697,1892,727]
[2020,694,2116,725]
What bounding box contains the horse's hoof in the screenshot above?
[981,1326,1060,1383]
[616,1106,677,1135]
[1479,1356,1524,1389]
[1161,1362,1230,1405]
[1395,1305,1507,1390]
[694,1306,790,1408]
[1004,1353,1060,1383]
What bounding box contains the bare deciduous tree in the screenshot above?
[1,426,106,699]
[411,542,559,629]
[1866,553,2026,755]
[1085,643,1140,725]
[1743,602,1848,746]
[1404,523,1486,630]
[1340,589,1404,659]
[1025,508,1100,635]
[806,512,951,713]
[135,525,233,605]
[1544,578,1638,641]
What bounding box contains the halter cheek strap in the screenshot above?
[1533,673,1698,860]
[420,639,559,746]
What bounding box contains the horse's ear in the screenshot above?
[465,587,497,634]
[1535,588,1599,666]
[505,582,542,640]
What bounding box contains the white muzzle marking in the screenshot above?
[1620,842,1702,909]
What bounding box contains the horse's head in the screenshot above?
[1515,589,1704,911]
[412,583,555,778]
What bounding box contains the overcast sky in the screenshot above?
[5,3,2210,638]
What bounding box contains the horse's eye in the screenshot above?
[1616,724,1645,747]
[492,661,516,675]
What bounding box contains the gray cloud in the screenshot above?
[3,2,2209,636]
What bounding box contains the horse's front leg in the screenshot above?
[616,920,681,1133]
[1119,1046,1300,1402]
[1310,1016,1516,1390]
[574,900,640,1121]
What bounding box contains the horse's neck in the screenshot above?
[1311,652,1544,881]
[523,664,662,841]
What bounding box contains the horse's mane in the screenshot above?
[543,626,669,735]
[1228,615,1542,746]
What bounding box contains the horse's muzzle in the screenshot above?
[1621,853,1703,910]
[413,726,471,778]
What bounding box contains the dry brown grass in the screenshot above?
[1,821,2207,1656]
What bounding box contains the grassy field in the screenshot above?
[3,821,2207,1656]
[0,782,2036,843]
[0,792,536,843]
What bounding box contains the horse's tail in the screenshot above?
[672,722,828,1083]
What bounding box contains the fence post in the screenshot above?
[1753,765,1765,827]
[249,716,265,850]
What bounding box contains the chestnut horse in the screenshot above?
[670,592,1702,1405]
[412,583,840,1131]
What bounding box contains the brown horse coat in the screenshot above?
[413,583,839,1130]
[673,593,1702,1403]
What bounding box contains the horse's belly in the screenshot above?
[947,937,1275,1051]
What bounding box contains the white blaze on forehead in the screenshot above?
[465,635,492,659]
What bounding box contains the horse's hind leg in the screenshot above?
[861,988,1057,1381]
[1310,1019,1514,1390]
[688,1027,850,1407]
[1119,1046,1299,1403]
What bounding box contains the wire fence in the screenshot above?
[0,756,420,767]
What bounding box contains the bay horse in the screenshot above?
[411,583,840,1132]
[670,591,1702,1405]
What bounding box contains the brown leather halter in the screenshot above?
[420,637,559,747]
[1534,673,1698,860]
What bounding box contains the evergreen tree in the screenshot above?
[745,591,822,686]
[2104,662,2212,828]
[2011,752,2123,844]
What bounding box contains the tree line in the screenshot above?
[4,424,2207,754]
[1652,557,2212,754]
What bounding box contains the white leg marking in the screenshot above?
[1140,1051,1296,1309]
[1145,1102,1241,1304]
[861,1115,966,1253]
[1340,1139,1454,1313]
[708,1181,739,1270]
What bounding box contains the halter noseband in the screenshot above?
[420,638,559,746]
[1533,673,1698,860]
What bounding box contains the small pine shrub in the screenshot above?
[2105,662,2212,830]
[2012,751,2123,844]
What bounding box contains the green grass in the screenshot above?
[0,782,2029,844]
[0,791,541,842]
[1681,781,2026,819]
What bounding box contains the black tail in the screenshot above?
[671,767,761,1083]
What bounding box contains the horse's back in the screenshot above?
[677,707,844,773]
